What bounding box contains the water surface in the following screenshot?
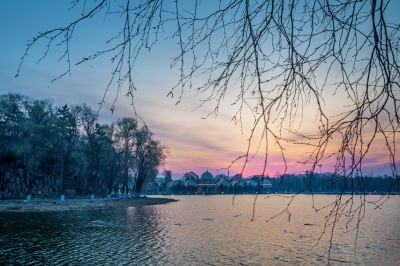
[1,195,399,265]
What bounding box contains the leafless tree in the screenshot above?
[15,0,399,262]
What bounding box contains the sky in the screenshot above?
[0,0,398,178]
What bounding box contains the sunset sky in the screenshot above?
[1,0,398,178]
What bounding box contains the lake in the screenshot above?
[1,195,399,265]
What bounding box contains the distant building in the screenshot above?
[261,179,272,193]
[184,179,197,187]
[197,170,217,194]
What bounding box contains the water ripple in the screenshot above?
[1,195,399,265]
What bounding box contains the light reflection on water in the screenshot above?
[0,195,399,265]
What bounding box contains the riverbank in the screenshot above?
[0,197,177,213]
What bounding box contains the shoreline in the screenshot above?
[0,197,177,213]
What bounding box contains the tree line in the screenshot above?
[149,172,400,195]
[0,93,165,199]
[268,173,400,194]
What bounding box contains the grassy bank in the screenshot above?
[0,197,177,213]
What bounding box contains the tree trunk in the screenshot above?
[107,160,115,195]
[59,158,65,194]
[134,170,144,194]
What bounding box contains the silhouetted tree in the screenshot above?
[133,127,166,194]
[163,170,173,184]
[182,171,199,182]
[54,105,79,194]
[115,117,137,195]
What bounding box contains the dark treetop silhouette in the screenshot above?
[0,94,166,197]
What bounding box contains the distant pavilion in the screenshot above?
[197,171,217,194]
